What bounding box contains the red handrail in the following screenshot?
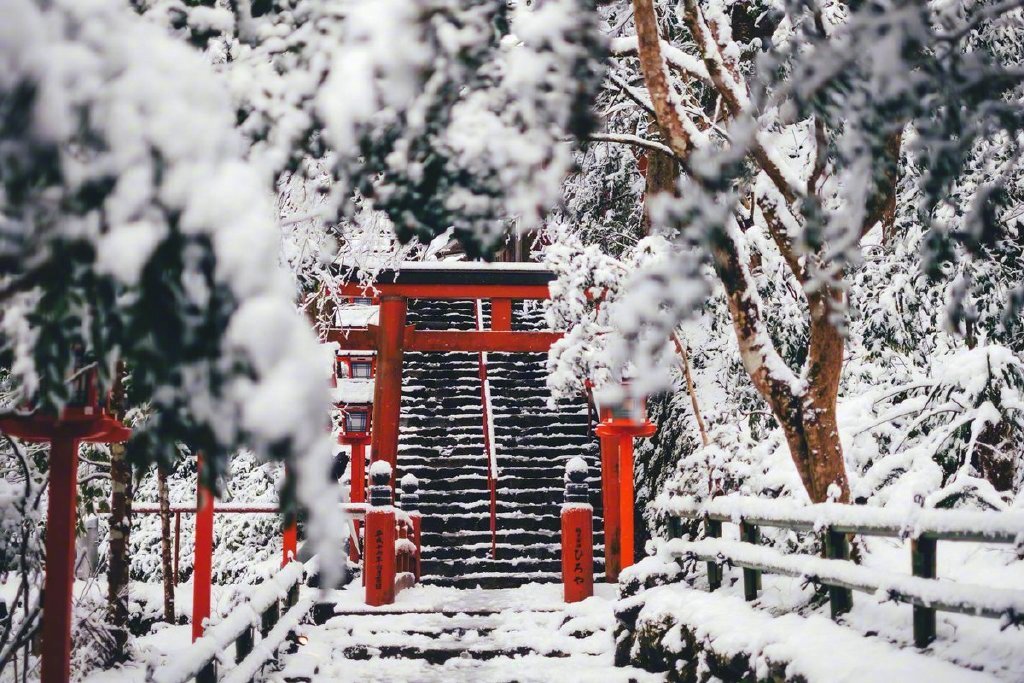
[475,299,499,560]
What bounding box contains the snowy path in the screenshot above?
[271,583,662,682]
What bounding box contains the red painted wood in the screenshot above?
[191,456,214,642]
[282,521,297,568]
[561,505,594,603]
[364,508,396,606]
[349,440,367,562]
[350,441,367,504]
[491,298,513,331]
[341,283,550,300]
[370,296,407,487]
[599,432,621,581]
[619,438,635,570]
[40,436,79,683]
[397,521,410,575]
[327,327,563,353]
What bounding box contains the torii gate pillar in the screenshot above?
[370,295,407,490]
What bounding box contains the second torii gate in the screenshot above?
[326,263,643,580]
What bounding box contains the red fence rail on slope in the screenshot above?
[475,299,499,560]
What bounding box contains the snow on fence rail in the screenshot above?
[153,558,315,683]
[660,495,1024,647]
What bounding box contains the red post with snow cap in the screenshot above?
[364,460,396,606]
[561,456,594,603]
[595,384,655,575]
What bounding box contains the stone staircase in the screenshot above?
[276,588,658,683]
[396,299,603,588]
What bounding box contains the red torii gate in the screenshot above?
[327,263,647,581]
[0,370,130,683]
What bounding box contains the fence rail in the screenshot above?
[153,558,313,683]
[126,503,368,584]
[661,495,1024,647]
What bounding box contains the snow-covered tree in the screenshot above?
[547,0,1024,504]
[0,0,344,577]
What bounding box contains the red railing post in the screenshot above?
[561,456,594,603]
[192,454,215,642]
[401,474,422,582]
[364,462,396,606]
[349,439,367,562]
[282,521,298,568]
[599,424,621,581]
[401,474,423,583]
[474,299,499,560]
[39,436,80,683]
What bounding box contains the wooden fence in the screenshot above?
[660,496,1024,647]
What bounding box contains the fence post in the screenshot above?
[401,474,422,582]
[197,661,216,683]
[739,520,761,601]
[705,516,722,591]
[667,515,683,540]
[825,528,853,618]
[912,536,937,647]
[282,520,298,569]
[261,599,280,639]
[365,461,396,606]
[236,625,254,664]
[561,457,594,603]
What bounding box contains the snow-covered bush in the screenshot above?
[0,0,340,519]
[849,345,1024,509]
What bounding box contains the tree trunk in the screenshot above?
[642,148,678,235]
[158,466,175,623]
[106,372,131,662]
[671,333,710,447]
[106,443,131,660]
[630,0,852,504]
[712,237,852,504]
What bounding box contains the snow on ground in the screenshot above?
[631,581,1003,683]
[272,583,661,682]
[320,580,617,613]
[631,530,1024,682]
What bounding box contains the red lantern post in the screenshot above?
[0,367,130,683]
[594,385,655,574]
[338,406,372,561]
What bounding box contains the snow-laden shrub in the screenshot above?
[128,452,285,586]
[1,0,343,574]
[850,345,1024,509]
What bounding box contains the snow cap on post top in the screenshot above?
[400,473,419,512]
[565,456,589,505]
[369,460,393,507]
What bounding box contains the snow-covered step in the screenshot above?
[382,299,603,589]
[282,585,656,682]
